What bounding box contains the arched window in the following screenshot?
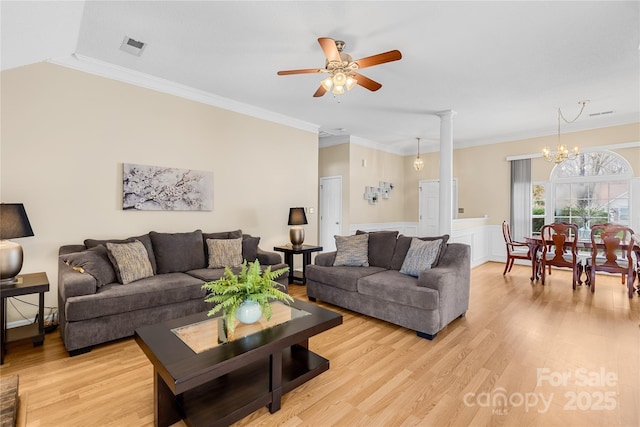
[551,151,633,229]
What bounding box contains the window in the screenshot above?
[551,151,632,232]
[532,183,546,235]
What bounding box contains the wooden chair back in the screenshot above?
[541,222,578,269]
[590,223,635,297]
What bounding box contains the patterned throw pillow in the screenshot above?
[207,237,243,268]
[106,240,154,284]
[333,234,369,267]
[400,238,443,277]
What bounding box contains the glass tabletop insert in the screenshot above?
[171,301,311,354]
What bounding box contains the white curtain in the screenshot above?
[510,159,532,242]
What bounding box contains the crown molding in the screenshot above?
[47,54,320,135]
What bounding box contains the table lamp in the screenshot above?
[1,203,34,285]
[288,207,308,249]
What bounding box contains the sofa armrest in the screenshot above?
[416,243,471,327]
[256,247,282,265]
[314,251,336,267]
[58,260,98,299]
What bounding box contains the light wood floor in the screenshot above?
[1,262,639,426]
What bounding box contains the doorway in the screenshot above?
[418,179,458,236]
[319,176,342,252]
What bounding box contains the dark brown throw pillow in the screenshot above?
[150,230,206,274]
[242,234,261,262]
[356,230,399,269]
[84,234,157,274]
[60,245,116,287]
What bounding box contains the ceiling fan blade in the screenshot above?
[277,68,323,75]
[355,50,402,69]
[318,37,341,62]
[353,72,382,91]
[313,85,327,97]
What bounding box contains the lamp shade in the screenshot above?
[0,203,34,239]
[287,207,308,226]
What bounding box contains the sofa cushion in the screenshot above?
[357,270,439,310]
[400,238,443,277]
[206,237,243,268]
[60,246,116,288]
[356,230,399,269]
[85,233,157,274]
[334,234,369,267]
[106,240,155,284]
[390,234,449,270]
[306,265,385,292]
[64,272,205,322]
[149,230,206,274]
[242,234,260,262]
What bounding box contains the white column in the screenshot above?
[436,110,456,236]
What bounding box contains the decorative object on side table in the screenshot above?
[0,203,35,286]
[202,260,291,334]
[288,207,308,249]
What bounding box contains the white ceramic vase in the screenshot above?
[234,300,263,324]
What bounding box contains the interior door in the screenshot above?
[419,179,458,236]
[319,176,342,252]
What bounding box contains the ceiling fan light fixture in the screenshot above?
[345,75,357,90]
[321,76,333,91]
[332,85,345,95]
[333,72,346,86]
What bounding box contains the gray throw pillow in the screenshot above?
[242,235,261,262]
[60,246,116,287]
[400,238,443,277]
[150,230,206,273]
[356,230,399,268]
[106,240,154,284]
[207,238,243,268]
[390,234,450,270]
[203,229,243,259]
[333,234,369,267]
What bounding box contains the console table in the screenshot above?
[1,272,49,364]
[274,244,322,285]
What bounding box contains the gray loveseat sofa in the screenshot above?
[58,229,288,355]
[306,231,470,339]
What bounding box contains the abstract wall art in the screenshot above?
[123,163,213,211]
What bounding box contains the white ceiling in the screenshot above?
[2,1,639,155]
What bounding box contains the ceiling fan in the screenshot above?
[277,37,402,97]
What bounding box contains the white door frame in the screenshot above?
[319,176,342,252]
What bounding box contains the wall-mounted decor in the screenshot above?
[123,163,213,211]
[363,182,394,204]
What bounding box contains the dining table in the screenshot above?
[523,236,640,288]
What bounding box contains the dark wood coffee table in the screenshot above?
[134,299,342,427]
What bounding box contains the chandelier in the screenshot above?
[542,100,589,164]
[413,138,424,171]
[320,41,358,95]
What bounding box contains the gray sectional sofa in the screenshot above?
[306,231,470,339]
[57,229,288,355]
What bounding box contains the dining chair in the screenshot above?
[502,221,533,276]
[590,223,635,298]
[540,223,579,289]
[632,233,640,295]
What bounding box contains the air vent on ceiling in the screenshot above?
[120,36,146,56]
[589,111,614,117]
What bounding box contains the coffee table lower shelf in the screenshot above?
[159,345,329,427]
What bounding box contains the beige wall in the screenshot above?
[1,62,318,322]
[318,143,350,233]
[403,123,640,223]
[349,144,405,224]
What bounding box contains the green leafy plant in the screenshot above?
[202,260,291,332]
